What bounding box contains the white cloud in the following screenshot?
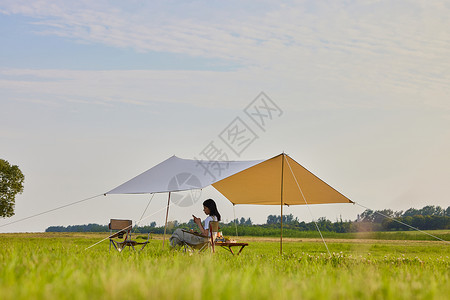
[0,68,245,108]
[1,1,427,110]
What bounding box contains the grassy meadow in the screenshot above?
[0,231,449,300]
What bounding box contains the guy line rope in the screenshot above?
[354,202,449,244]
[0,194,104,229]
[285,157,449,246]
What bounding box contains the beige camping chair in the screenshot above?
[209,221,219,253]
[179,230,209,253]
[180,221,220,253]
[109,219,150,252]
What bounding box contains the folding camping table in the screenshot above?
[215,242,248,255]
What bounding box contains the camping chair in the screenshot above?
[179,230,210,253]
[209,221,219,253]
[180,221,220,253]
[109,219,150,252]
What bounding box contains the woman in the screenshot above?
[169,199,221,248]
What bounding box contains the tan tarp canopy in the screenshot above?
[213,153,353,205]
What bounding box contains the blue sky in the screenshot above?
[1,0,449,232]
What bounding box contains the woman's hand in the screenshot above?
[192,215,201,225]
[193,215,207,236]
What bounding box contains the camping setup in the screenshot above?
[105,153,354,253]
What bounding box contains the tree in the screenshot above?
[373,209,395,223]
[265,214,299,225]
[0,159,25,218]
[266,215,277,225]
[360,209,375,222]
[420,205,443,216]
[403,208,420,217]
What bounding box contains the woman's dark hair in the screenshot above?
[203,199,221,221]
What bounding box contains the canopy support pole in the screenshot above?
[233,204,238,237]
[162,192,171,249]
[280,153,285,255]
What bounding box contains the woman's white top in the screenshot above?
[203,215,218,233]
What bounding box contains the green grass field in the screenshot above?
[0,231,449,299]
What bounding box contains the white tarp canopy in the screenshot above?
[106,155,264,195]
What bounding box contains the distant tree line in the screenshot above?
[46,223,109,233]
[46,205,449,234]
[354,205,450,231]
